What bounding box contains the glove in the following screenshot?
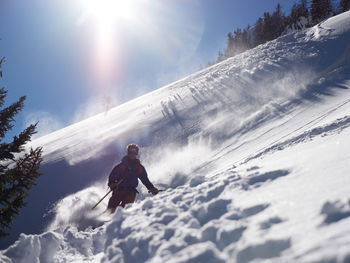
[109,179,123,190]
[109,183,118,190]
[149,187,159,195]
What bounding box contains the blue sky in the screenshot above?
[0,0,301,139]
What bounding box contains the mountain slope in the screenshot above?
[1,11,350,263]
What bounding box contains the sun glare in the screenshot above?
[79,0,137,44]
[77,0,140,89]
[79,0,141,52]
[83,0,135,26]
[76,0,204,95]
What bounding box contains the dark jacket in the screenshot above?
[108,156,154,193]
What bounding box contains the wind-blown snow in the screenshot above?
[1,11,350,263]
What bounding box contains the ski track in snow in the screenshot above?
[2,11,350,263]
[244,108,350,164]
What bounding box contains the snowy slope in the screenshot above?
[1,11,350,263]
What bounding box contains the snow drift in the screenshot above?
[1,11,350,263]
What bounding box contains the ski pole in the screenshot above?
[91,179,123,210]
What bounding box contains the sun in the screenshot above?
[82,0,136,26]
[77,0,140,85]
[78,0,140,50]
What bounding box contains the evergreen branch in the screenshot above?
[0,57,4,68]
[0,57,5,79]
[0,124,37,161]
[0,51,43,238]
[0,146,43,236]
[0,96,26,138]
[0,88,6,108]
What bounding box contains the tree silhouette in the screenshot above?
[0,57,43,237]
[311,0,333,24]
[340,0,350,12]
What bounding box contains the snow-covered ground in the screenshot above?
[1,11,350,263]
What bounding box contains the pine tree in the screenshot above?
[216,51,224,63]
[311,0,333,24]
[225,32,235,58]
[340,0,350,12]
[233,28,244,53]
[253,17,264,46]
[271,4,286,39]
[224,26,250,59]
[0,57,43,237]
[288,0,310,30]
[262,12,274,42]
[300,0,309,17]
[243,25,251,48]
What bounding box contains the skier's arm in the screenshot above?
[108,166,121,189]
[138,166,155,190]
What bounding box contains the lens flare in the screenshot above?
[76,0,204,98]
[77,0,140,92]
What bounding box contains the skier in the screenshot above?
[107,143,158,213]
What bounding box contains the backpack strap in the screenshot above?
[120,164,126,175]
[138,165,143,175]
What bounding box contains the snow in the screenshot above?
[1,11,350,263]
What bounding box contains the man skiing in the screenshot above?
[107,143,158,213]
